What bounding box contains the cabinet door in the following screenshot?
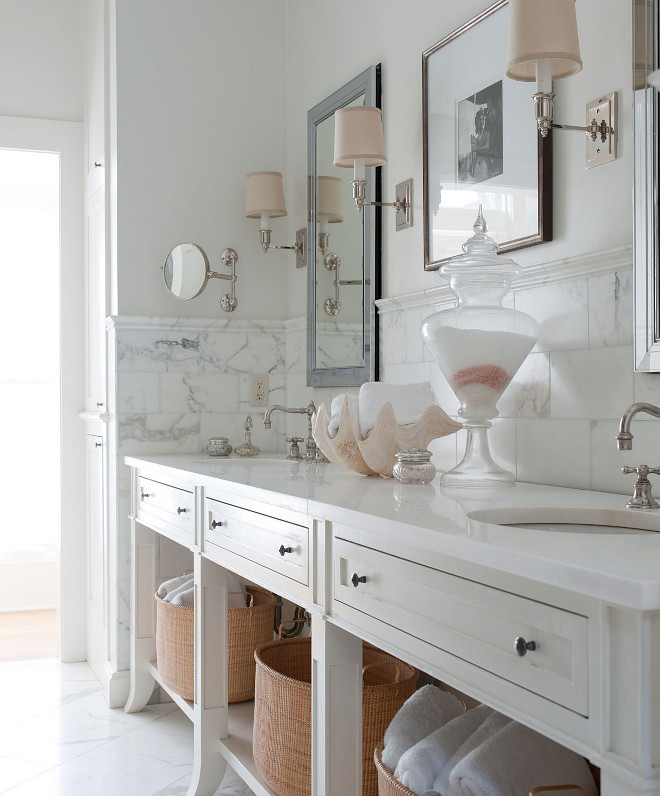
[85,187,107,411]
[84,0,105,197]
[86,432,106,682]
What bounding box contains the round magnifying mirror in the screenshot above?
[162,243,210,299]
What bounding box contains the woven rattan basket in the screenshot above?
[155,584,276,703]
[253,637,417,796]
[374,743,598,796]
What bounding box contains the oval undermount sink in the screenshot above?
[466,506,660,535]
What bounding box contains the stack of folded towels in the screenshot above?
[382,685,598,796]
[328,381,437,439]
[157,571,249,609]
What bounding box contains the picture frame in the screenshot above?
[423,0,552,271]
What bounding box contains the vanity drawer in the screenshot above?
[333,538,588,715]
[204,498,309,586]
[137,476,194,542]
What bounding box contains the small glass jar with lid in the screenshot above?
[392,449,437,485]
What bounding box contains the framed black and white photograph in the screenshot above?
[423,0,552,270]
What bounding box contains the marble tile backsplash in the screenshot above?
[377,260,660,494]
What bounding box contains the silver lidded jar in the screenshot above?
[392,449,436,484]
[204,437,233,457]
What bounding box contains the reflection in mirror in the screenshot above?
[163,243,209,299]
[633,0,659,370]
[307,65,381,387]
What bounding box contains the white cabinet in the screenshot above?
[83,0,108,412]
[86,428,107,685]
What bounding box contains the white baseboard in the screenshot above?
[102,662,131,709]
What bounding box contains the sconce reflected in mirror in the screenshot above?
[317,175,343,256]
[244,170,306,268]
[333,106,413,230]
[506,0,617,167]
[161,242,238,311]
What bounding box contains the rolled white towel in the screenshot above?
[358,381,436,437]
[227,571,250,609]
[394,703,494,795]
[157,573,192,599]
[381,685,465,773]
[448,720,598,796]
[219,764,257,795]
[169,585,194,608]
[163,576,195,603]
[328,393,360,438]
[432,709,511,795]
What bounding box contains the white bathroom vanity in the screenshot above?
[124,454,660,796]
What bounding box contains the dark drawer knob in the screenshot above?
[351,573,367,588]
[177,507,187,515]
[514,636,537,656]
[95,442,102,448]
[279,545,293,557]
[210,519,222,529]
[140,491,152,501]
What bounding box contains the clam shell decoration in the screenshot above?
[312,395,462,477]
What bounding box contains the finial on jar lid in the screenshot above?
[473,204,487,235]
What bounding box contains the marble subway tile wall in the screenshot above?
[376,247,660,494]
[108,316,288,669]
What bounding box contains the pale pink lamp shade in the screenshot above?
[506,0,583,81]
[317,176,343,223]
[333,106,387,168]
[245,171,287,218]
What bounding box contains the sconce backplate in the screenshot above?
[585,92,617,169]
[296,228,307,269]
[395,179,414,230]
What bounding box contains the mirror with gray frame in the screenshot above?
[633,0,660,370]
[307,65,381,387]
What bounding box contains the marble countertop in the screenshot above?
[126,453,660,610]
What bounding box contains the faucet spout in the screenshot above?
[616,402,660,450]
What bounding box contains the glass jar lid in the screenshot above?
[395,448,433,463]
[440,206,521,280]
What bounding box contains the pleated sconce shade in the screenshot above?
[245,171,287,218]
[333,107,387,168]
[506,0,583,80]
[317,176,343,223]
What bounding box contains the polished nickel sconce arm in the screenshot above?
[207,247,238,312]
[351,178,413,229]
[323,253,363,317]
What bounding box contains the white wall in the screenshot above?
[284,0,633,311]
[0,0,83,121]
[113,0,290,320]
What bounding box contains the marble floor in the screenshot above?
[0,658,235,795]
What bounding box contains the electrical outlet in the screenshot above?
[250,374,269,406]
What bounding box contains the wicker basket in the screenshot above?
[374,743,599,796]
[154,584,276,703]
[253,637,418,796]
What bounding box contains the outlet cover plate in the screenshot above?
[585,92,617,169]
[249,374,269,406]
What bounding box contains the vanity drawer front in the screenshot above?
[205,498,309,585]
[137,476,194,539]
[334,538,588,715]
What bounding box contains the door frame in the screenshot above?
[0,115,86,662]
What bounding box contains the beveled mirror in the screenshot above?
[633,0,660,370]
[307,65,381,387]
[161,243,238,311]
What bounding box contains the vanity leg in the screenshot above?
[311,614,362,796]
[125,520,157,713]
[187,553,227,796]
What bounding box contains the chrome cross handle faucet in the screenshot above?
[621,464,660,509]
[616,402,660,450]
[263,401,329,462]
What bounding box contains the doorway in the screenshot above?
[0,116,85,662]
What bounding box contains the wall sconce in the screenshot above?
[245,171,306,268]
[506,0,617,168]
[317,176,343,256]
[333,106,414,230]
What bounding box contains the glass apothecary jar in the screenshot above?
[392,449,437,484]
[421,208,538,487]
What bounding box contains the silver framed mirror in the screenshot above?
[306,64,381,387]
[633,0,660,370]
